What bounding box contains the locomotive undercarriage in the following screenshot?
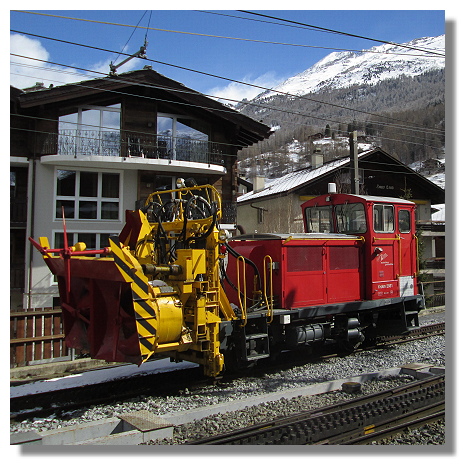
[219,294,424,369]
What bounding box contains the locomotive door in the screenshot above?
[397,207,416,296]
[326,244,362,303]
[371,204,399,299]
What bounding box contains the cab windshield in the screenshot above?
[305,202,366,234]
[335,202,367,234]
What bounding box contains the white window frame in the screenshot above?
[54,168,123,222]
[78,105,121,155]
[52,230,117,250]
[59,104,121,156]
[373,204,395,233]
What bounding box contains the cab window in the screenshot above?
[374,204,394,233]
[399,209,411,233]
[305,206,333,233]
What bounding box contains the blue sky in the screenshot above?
[10,8,445,103]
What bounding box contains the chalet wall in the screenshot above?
[121,95,157,133]
[27,164,138,308]
[237,193,304,234]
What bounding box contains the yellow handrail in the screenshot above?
[413,234,419,276]
[236,256,247,327]
[263,255,274,324]
[372,236,401,242]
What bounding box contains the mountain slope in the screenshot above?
[250,35,444,102]
[237,35,445,178]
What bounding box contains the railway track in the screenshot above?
[10,322,445,423]
[186,375,445,445]
[377,322,445,346]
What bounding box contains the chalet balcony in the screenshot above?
[41,130,227,166]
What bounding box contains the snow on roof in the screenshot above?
[238,156,349,203]
[432,204,445,221]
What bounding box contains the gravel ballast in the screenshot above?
[10,310,445,445]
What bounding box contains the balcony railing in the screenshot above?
[42,130,227,166]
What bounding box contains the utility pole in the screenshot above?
[349,131,359,194]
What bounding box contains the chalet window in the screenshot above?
[373,204,394,233]
[58,104,121,156]
[156,113,209,161]
[55,169,121,221]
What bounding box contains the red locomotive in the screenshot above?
[223,187,422,359]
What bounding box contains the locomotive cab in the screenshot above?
[301,192,419,302]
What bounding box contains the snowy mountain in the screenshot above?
[250,35,444,102]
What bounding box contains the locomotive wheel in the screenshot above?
[337,337,364,353]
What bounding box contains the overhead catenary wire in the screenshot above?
[237,10,445,57]
[10,98,445,175]
[11,10,444,59]
[11,104,443,161]
[111,10,149,67]
[11,57,445,147]
[10,30,445,137]
[199,10,445,57]
[10,52,445,149]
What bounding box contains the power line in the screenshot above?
[200,10,445,57]
[11,120,442,178]
[11,56,445,145]
[10,29,445,136]
[11,10,443,59]
[11,50,445,142]
[112,10,149,66]
[10,67,444,154]
[238,10,445,57]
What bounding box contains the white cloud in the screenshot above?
[10,33,87,89]
[10,33,144,90]
[206,72,285,105]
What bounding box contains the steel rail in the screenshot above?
[186,375,445,445]
[319,403,445,444]
[377,322,445,346]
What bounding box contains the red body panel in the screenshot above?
[225,236,363,310]
[225,193,418,312]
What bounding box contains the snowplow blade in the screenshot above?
[44,254,146,365]
[33,233,164,365]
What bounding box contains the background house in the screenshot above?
[237,148,444,233]
[10,68,271,309]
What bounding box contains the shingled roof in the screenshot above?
[238,148,445,205]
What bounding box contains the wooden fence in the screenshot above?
[10,308,70,368]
